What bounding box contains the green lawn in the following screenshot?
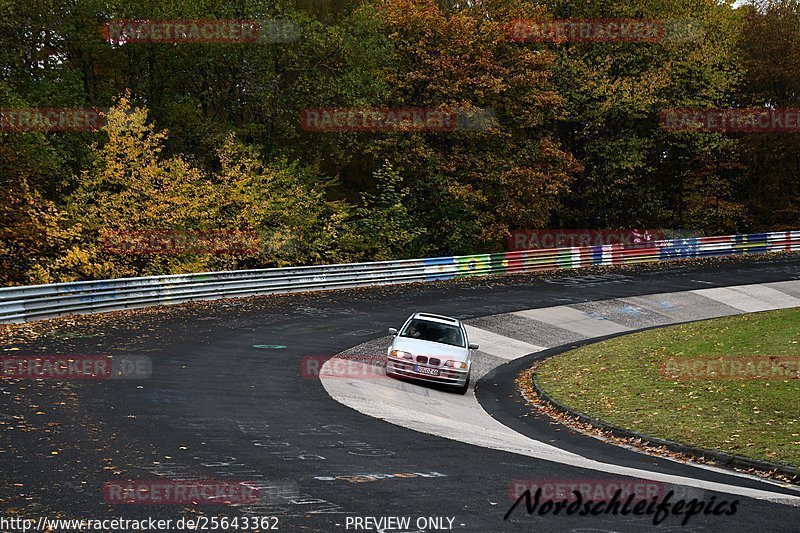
[535,308,800,468]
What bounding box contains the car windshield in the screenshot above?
[399,319,465,348]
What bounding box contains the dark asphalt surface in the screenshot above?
[2,255,800,532]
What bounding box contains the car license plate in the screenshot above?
[414,365,439,376]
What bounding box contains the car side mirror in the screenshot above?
[388,328,398,336]
[469,343,479,350]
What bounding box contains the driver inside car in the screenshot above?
[443,328,459,346]
[407,323,422,338]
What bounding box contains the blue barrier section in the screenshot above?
[590,246,605,265]
[659,238,699,260]
[423,257,456,281]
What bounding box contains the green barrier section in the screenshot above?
[455,254,492,277]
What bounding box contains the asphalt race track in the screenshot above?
[2,255,800,532]
[322,281,800,502]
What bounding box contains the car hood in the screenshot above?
[392,337,469,362]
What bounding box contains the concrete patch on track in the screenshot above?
[569,300,672,329]
[617,292,741,322]
[467,313,584,348]
[513,306,631,337]
[463,325,545,360]
[321,281,800,505]
[692,285,800,312]
[766,279,800,299]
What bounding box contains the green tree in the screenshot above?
[344,161,427,260]
[210,135,353,267]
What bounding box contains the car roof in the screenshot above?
[411,312,462,326]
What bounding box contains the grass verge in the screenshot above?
[535,308,800,467]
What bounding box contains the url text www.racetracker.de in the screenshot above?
[0,516,280,531]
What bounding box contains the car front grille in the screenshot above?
[415,355,428,364]
[428,358,441,366]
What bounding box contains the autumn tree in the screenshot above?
[546,0,746,232]
[735,0,800,229]
[367,0,579,253]
[55,96,352,281]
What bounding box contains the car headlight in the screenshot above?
[390,350,413,360]
[444,360,467,369]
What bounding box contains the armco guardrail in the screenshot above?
[1,231,798,324]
